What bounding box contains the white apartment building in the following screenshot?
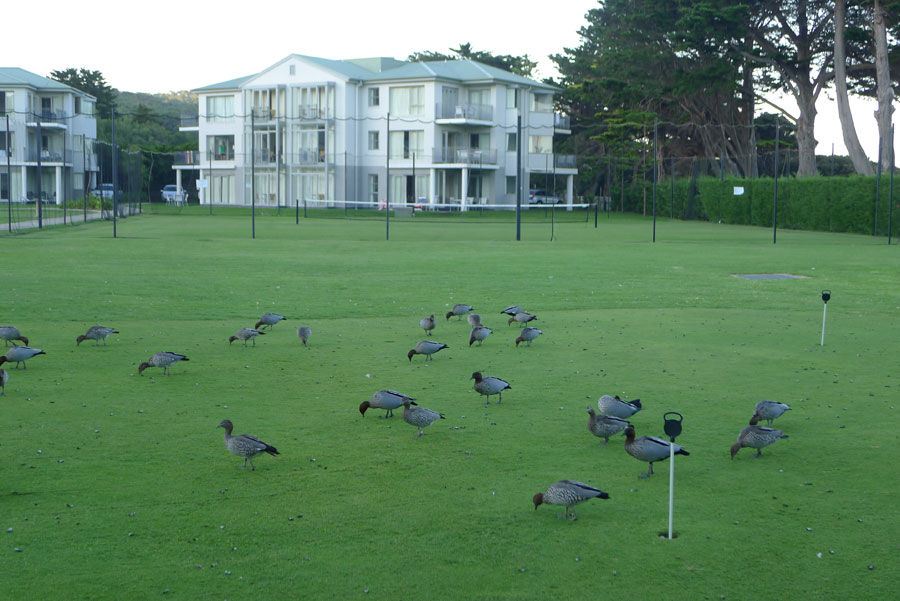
[176,55,575,209]
[0,68,98,204]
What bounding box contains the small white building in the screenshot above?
[177,55,576,209]
[0,68,98,204]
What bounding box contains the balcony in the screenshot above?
[173,151,201,166]
[435,103,493,123]
[433,147,498,165]
[207,150,235,161]
[251,107,278,121]
[297,105,331,120]
[27,110,69,128]
[555,154,576,168]
[289,149,325,165]
[526,153,577,171]
[26,148,69,163]
[554,114,571,130]
[179,115,199,131]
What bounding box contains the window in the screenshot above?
[469,88,489,106]
[470,133,484,150]
[389,86,425,116]
[506,87,519,109]
[74,97,82,115]
[368,87,380,107]
[368,131,379,150]
[208,135,235,160]
[368,174,379,203]
[531,93,552,112]
[506,176,517,195]
[289,65,296,76]
[389,130,424,159]
[206,95,234,122]
[507,133,517,152]
[0,130,11,157]
[529,135,552,154]
[0,91,6,114]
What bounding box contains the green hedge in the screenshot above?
[690,176,895,235]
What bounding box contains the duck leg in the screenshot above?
[754,449,763,458]
[639,463,654,479]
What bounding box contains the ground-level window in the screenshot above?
[506,176,517,195]
[208,135,235,160]
[368,173,379,203]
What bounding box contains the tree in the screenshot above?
[408,43,537,77]
[49,68,118,118]
[834,0,874,174]
[873,0,895,167]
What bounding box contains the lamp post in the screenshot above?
[663,411,683,540]
[820,290,831,346]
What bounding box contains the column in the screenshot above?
[461,167,469,213]
[566,174,574,211]
[55,166,62,205]
[429,168,436,207]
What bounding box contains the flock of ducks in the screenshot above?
[3,303,794,521]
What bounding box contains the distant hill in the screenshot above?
[99,91,198,151]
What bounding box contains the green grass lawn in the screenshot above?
[1,212,898,600]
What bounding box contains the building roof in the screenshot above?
[0,67,90,94]
[194,56,557,93]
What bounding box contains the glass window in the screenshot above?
[506,87,518,109]
[208,135,235,160]
[529,135,552,154]
[531,93,553,112]
[0,131,12,157]
[368,131,379,150]
[507,133,517,152]
[368,174,379,203]
[389,86,425,116]
[389,130,424,159]
[206,95,234,122]
[506,176,517,195]
[368,88,380,107]
[469,88,489,106]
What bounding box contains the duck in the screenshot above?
[533,480,610,520]
[731,416,789,459]
[500,305,524,316]
[467,313,482,327]
[138,351,189,375]
[445,304,474,320]
[597,394,642,419]
[76,326,119,346]
[624,425,689,478]
[469,325,492,347]
[408,340,448,362]
[515,327,542,347]
[587,407,630,445]
[217,419,279,470]
[0,326,28,347]
[752,401,791,426]
[508,312,537,327]
[0,346,46,370]
[229,328,265,347]
[420,314,435,336]
[0,368,7,396]
[297,326,312,347]
[471,371,511,405]
[402,400,444,437]
[360,390,416,418]
[255,312,286,330]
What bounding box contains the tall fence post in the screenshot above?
[875,137,883,236]
[111,108,117,238]
[773,115,779,244]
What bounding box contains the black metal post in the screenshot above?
[875,137,883,236]
[111,108,118,237]
[830,142,835,177]
[6,114,10,233]
[36,117,43,229]
[652,118,658,242]
[670,156,675,219]
[516,114,522,240]
[82,134,87,223]
[251,110,256,239]
[890,125,895,244]
[386,112,390,241]
[773,115,779,244]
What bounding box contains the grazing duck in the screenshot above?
[297,326,312,347]
[624,425,689,478]
[217,419,279,470]
[467,313,482,327]
[753,401,791,426]
[255,312,286,330]
[508,312,537,327]
[0,326,28,347]
[500,305,524,316]
[587,407,630,445]
[0,368,7,396]
[229,328,265,347]
[469,326,492,347]
[471,371,511,405]
[597,394,642,419]
[420,314,435,336]
[402,400,444,437]
[731,416,789,459]
[445,304,474,320]
[360,390,416,418]
[408,340,448,362]
[138,351,189,375]
[0,346,46,370]
[76,325,119,346]
[533,480,610,520]
[515,327,542,347]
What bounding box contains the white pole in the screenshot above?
[820,303,828,346]
[668,441,675,539]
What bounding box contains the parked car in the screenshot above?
[90,183,121,200]
[528,189,563,204]
[161,184,186,204]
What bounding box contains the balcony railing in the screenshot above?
[207,150,235,161]
[173,151,201,166]
[432,147,498,165]
[297,105,331,120]
[554,114,571,129]
[289,149,325,165]
[555,154,576,168]
[252,107,277,120]
[28,110,69,124]
[435,103,493,122]
[26,148,69,162]
[180,115,199,127]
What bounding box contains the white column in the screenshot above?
[21,165,27,202]
[461,167,469,212]
[566,174,574,211]
[176,169,182,197]
[55,166,62,205]
[429,168,436,207]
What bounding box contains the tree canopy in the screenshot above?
[408,43,538,77]
[49,68,118,118]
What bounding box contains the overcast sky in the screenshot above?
[7,0,893,162]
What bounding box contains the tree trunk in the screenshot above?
[795,80,819,177]
[834,0,874,175]
[874,0,894,167]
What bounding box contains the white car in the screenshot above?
[161,185,186,204]
[528,189,563,204]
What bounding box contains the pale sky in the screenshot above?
[7,0,894,163]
